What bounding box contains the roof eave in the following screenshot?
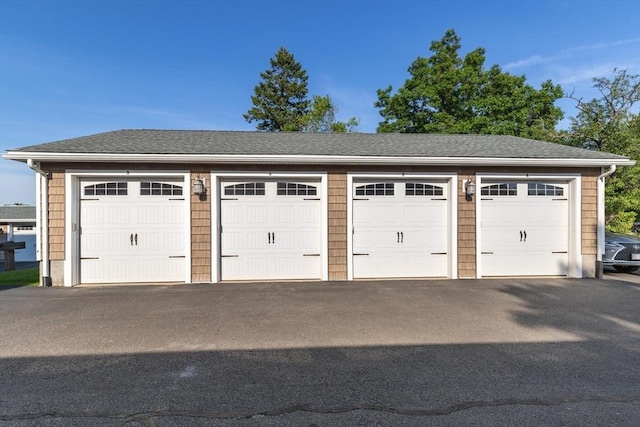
[3,152,636,167]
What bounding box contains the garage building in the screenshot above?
[0,205,37,263]
[2,130,635,286]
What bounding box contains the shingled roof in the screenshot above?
[4,129,633,166]
[0,205,36,222]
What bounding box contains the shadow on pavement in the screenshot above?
[498,280,640,340]
[1,279,639,426]
[1,341,639,426]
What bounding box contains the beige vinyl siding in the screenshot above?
[581,171,598,256]
[328,172,348,280]
[457,171,476,278]
[191,171,212,283]
[48,170,65,260]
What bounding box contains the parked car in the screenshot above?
[632,222,640,233]
[604,231,640,273]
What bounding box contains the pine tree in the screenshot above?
[244,47,310,131]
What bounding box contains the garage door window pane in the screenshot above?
[406,183,443,196]
[355,183,394,196]
[480,183,517,196]
[84,182,128,196]
[140,182,183,196]
[224,182,266,196]
[527,183,564,196]
[277,182,317,196]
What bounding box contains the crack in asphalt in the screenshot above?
[2,395,639,424]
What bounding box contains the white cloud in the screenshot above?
[504,54,547,70]
[503,38,640,70]
[564,37,640,54]
[503,38,640,86]
[554,63,619,85]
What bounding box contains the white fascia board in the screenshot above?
[3,151,636,167]
[64,169,189,177]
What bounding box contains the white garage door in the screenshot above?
[220,180,322,281]
[480,182,569,277]
[352,181,449,279]
[80,179,187,284]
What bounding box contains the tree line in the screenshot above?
[244,30,640,233]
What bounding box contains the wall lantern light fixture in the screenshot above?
[465,178,476,197]
[193,177,206,195]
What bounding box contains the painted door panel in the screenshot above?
[80,179,186,284]
[220,181,322,281]
[480,182,569,277]
[352,181,449,279]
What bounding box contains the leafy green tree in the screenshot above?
[244,47,310,131]
[375,29,564,138]
[565,69,640,232]
[303,95,360,133]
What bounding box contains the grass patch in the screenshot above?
[0,268,40,287]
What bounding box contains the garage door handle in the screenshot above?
[130,233,133,246]
[523,231,527,242]
[520,230,527,242]
[401,231,403,243]
[135,233,138,246]
[397,232,400,243]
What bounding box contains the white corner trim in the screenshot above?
[570,177,583,278]
[64,174,75,287]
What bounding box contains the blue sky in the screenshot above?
[1,0,639,205]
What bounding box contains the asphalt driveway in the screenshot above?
[1,278,639,426]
